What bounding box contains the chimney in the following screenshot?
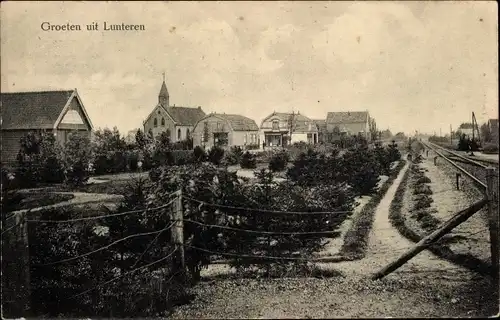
[198,106,202,109]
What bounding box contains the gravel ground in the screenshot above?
[170,162,499,318]
[420,155,491,260]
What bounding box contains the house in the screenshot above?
[259,111,319,148]
[312,119,327,143]
[1,89,93,164]
[488,119,498,143]
[326,111,370,142]
[192,113,259,150]
[143,79,206,143]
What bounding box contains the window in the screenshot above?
[161,118,165,126]
[178,128,182,140]
[187,128,190,138]
[272,120,279,130]
[154,118,158,127]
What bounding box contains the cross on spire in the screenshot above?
[162,72,165,82]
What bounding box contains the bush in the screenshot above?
[268,150,289,172]
[482,142,499,154]
[342,147,381,196]
[193,146,207,163]
[64,133,93,187]
[413,184,432,195]
[15,131,66,186]
[416,176,431,184]
[171,150,194,165]
[207,146,225,165]
[239,151,256,169]
[224,146,244,166]
[412,196,433,211]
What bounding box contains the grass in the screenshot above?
[388,163,493,277]
[339,160,407,260]
[9,192,75,211]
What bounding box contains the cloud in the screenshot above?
[1,1,497,135]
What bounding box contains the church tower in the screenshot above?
[158,73,169,106]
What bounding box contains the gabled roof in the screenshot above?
[326,111,369,124]
[164,106,206,126]
[1,89,92,130]
[261,112,318,132]
[312,119,327,131]
[200,113,259,131]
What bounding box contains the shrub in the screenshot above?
[64,133,93,187]
[193,146,207,163]
[15,131,66,186]
[171,150,194,165]
[224,146,244,166]
[342,147,381,196]
[207,146,225,165]
[240,151,256,169]
[416,176,431,184]
[268,150,289,172]
[412,196,433,211]
[413,184,432,195]
[482,142,499,154]
[387,140,402,162]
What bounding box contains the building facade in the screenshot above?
[192,113,259,150]
[325,111,370,142]
[259,112,319,148]
[143,79,206,143]
[488,119,498,144]
[1,89,93,164]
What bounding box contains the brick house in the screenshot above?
[325,111,370,142]
[192,113,259,150]
[143,79,206,143]
[1,89,93,164]
[259,111,319,148]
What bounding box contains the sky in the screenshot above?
[1,1,498,136]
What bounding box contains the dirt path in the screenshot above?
[9,192,124,215]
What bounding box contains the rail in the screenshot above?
[422,141,487,191]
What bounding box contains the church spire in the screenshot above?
[158,72,169,106]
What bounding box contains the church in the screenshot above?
[143,77,206,143]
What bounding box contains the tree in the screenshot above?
[135,128,147,149]
[64,132,93,186]
[369,117,378,141]
[480,123,492,143]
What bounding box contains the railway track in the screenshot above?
[422,141,499,194]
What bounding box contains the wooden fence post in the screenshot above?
[371,198,488,280]
[486,167,499,281]
[170,189,185,274]
[2,212,31,317]
[434,156,438,165]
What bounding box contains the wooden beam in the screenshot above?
[486,167,499,281]
[371,198,488,280]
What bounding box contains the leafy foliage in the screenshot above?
[193,146,207,163]
[268,149,289,172]
[224,146,244,166]
[207,146,225,166]
[64,132,93,187]
[239,151,257,169]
